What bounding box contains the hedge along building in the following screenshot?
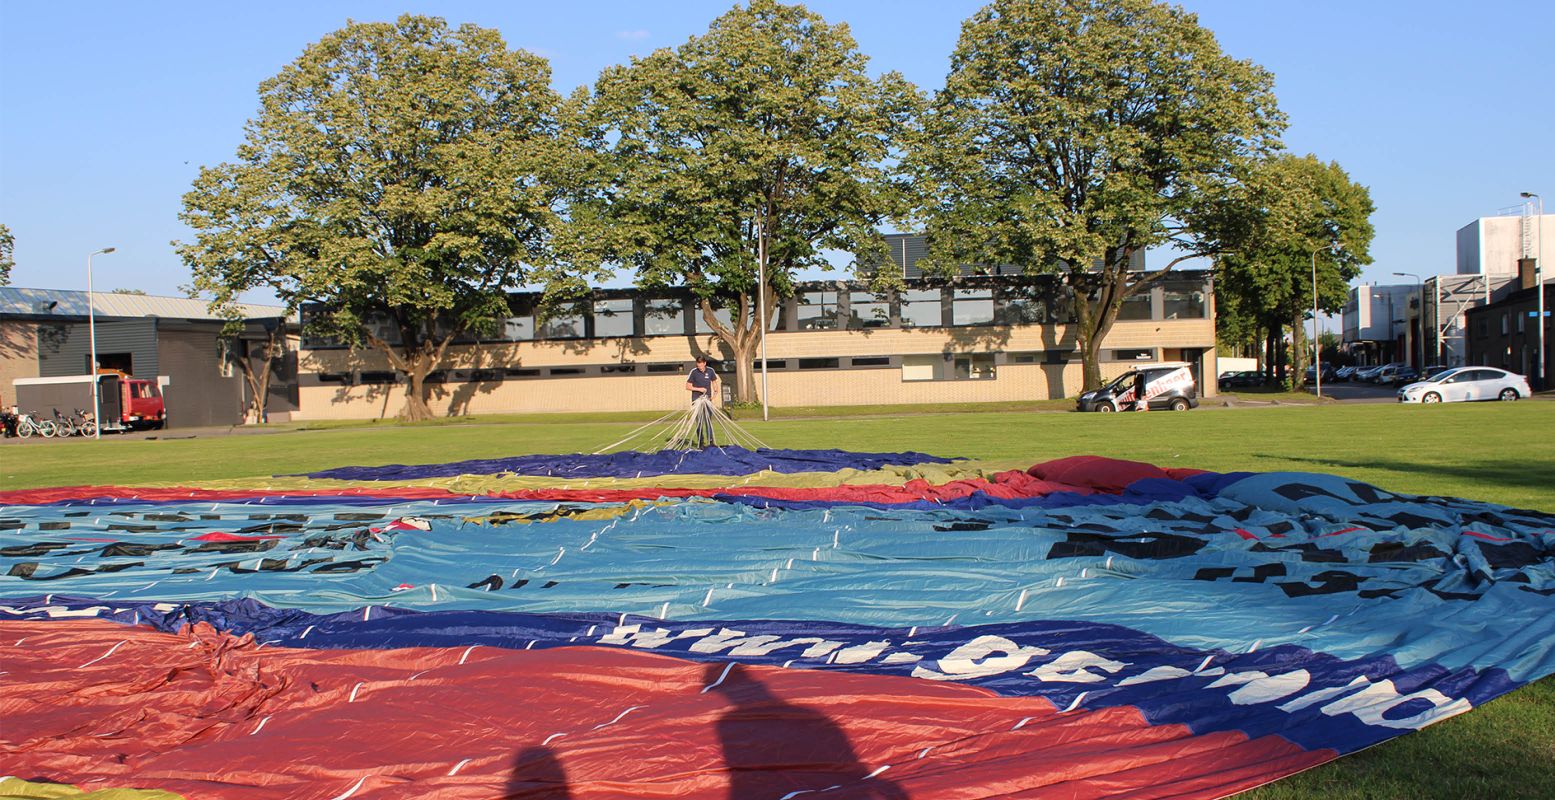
[293,236,1217,419]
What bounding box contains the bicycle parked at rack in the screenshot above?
[50,408,78,438]
[71,408,96,436]
[15,411,52,438]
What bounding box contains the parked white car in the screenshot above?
[1396,367,1532,404]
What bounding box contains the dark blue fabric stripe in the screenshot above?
[4,594,1519,756]
[295,446,957,481]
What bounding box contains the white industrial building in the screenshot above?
[1344,209,1549,368]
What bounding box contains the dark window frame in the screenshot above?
[590,298,637,339]
[1107,348,1157,363]
[357,370,398,385]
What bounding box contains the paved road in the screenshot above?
[1307,380,1399,403]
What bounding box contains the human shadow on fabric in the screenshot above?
[504,745,572,799]
[708,662,907,800]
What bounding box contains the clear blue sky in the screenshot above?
[2,0,1551,302]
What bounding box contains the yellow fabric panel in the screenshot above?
[142,459,1031,495]
[0,778,183,800]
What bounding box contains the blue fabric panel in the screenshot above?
[297,446,957,481]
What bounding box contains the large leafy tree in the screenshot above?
[178,15,574,420]
[0,223,13,286]
[913,0,1285,390]
[576,0,919,402]
[1215,154,1374,386]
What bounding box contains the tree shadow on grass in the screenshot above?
[1254,454,1555,499]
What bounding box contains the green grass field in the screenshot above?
[2,401,1552,798]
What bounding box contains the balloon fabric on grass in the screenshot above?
[2,450,1553,800]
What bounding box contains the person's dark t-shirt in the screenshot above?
[688,365,717,403]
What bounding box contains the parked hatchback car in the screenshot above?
[1078,362,1199,412]
[1397,367,1532,404]
[1303,364,1337,384]
[1390,366,1419,386]
[1218,370,1263,391]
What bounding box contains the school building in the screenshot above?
[294,236,1218,419]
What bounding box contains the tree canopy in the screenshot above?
[178,15,576,420]
[1215,153,1375,384]
[576,0,919,401]
[912,0,1285,390]
[0,223,13,286]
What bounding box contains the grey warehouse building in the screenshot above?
[0,287,295,428]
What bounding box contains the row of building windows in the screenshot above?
[309,348,1163,387]
[1479,310,1544,337]
[302,278,1209,349]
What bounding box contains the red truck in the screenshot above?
[13,372,167,432]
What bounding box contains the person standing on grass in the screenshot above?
[1133,370,1150,412]
[685,355,720,447]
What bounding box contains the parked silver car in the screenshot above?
[1396,367,1532,404]
[1372,363,1405,384]
[1355,363,1394,382]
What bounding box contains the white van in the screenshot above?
[1075,362,1199,412]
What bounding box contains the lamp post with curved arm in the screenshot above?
[86,247,117,439]
[1394,272,1422,371]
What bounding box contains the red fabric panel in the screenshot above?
[188,532,285,542]
[0,457,1213,508]
[1027,456,1175,493]
[987,469,1096,498]
[1,620,1331,800]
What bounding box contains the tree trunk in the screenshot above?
[1070,247,1178,392]
[699,286,778,404]
[251,332,278,423]
[1289,307,1307,390]
[1265,324,1280,384]
[232,333,278,424]
[1275,330,1287,385]
[238,358,273,423]
[1077,331,1105,391]
[363,325,456,422]
[732,340,757,404]
[402,358,434,421]
[1071,274,1115,393]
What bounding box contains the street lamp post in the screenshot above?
[1309,243,1340,398]
[1394,272,1423,370]
[1521,192,1544,390]
[86,247,117,439]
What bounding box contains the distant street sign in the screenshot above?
[1529,311,1552,317]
